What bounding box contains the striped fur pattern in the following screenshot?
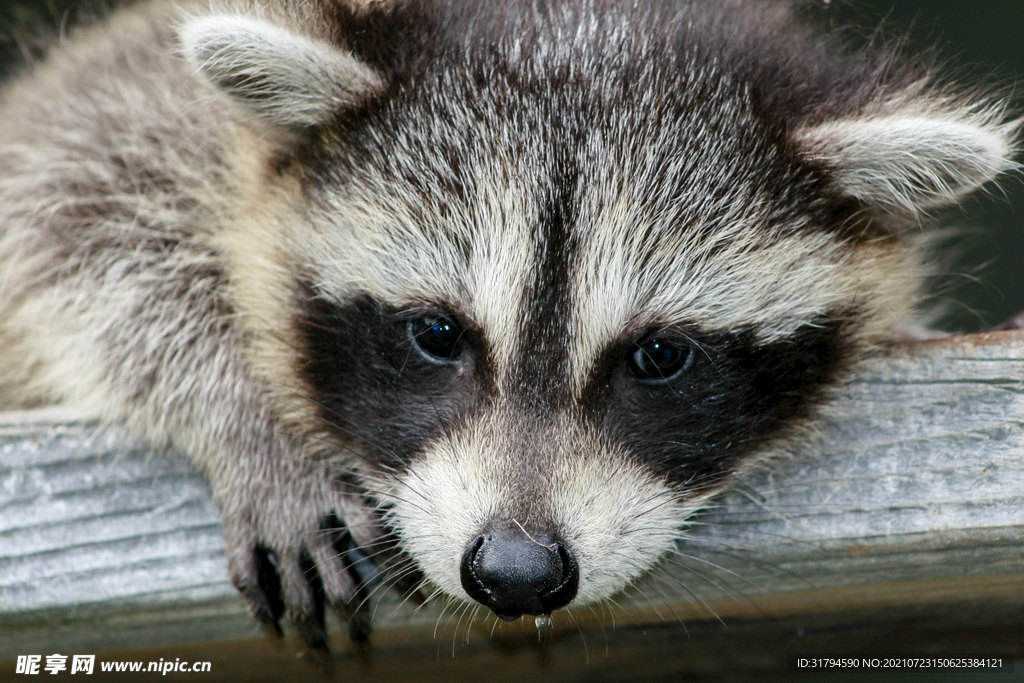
[0,0,1016,652]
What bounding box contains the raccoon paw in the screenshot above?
[220,494,378,654]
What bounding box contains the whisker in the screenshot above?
[563,608,589,665]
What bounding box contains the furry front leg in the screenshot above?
[0,232,384,652]
[96,295,390,652]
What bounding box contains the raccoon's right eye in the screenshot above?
[627,338,692,382]
[409,316,465,362]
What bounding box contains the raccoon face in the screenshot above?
[280,90,917,619]
[184,4,1016,622]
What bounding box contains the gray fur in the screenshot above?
[0,0,1016,652]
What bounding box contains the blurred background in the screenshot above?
[829,0,1024,332]
[0,0,1021,332]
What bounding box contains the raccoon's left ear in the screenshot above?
[179,14,383,129]
[793,107,1019,216]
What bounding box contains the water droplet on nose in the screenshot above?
[535,614,552,632]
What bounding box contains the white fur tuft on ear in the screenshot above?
[795,110,1019,216]
[179,14,383,128]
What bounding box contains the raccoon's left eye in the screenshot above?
[628,338,692,382]
[409,316,464,362]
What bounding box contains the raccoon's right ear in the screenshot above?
[179,14,383,129]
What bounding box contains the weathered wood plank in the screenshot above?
[1,332,1022,680]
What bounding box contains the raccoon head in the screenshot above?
[182,2,1017,622]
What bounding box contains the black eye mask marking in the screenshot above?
[296,276,852,497]
[582,313,854,491]
[293,284,493,472]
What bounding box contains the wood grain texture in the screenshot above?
[1,332,1022,680]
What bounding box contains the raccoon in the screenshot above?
[0,0,1016,653]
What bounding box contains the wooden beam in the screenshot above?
[1,332,1022,680]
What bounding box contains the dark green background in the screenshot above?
[828,1,1024,331]
[0,0,1021,331]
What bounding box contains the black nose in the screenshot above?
[460,524,579,621]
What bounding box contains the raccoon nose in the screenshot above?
[460,526,579,621]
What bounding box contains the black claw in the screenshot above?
[296,618,330,653]
[374,528,427,606]
[331,519,375,646]
[336,531,380,588]
[254,544,286,633]
[348,613,372,650]
[319,514,376,649]
[298,549,328,649]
